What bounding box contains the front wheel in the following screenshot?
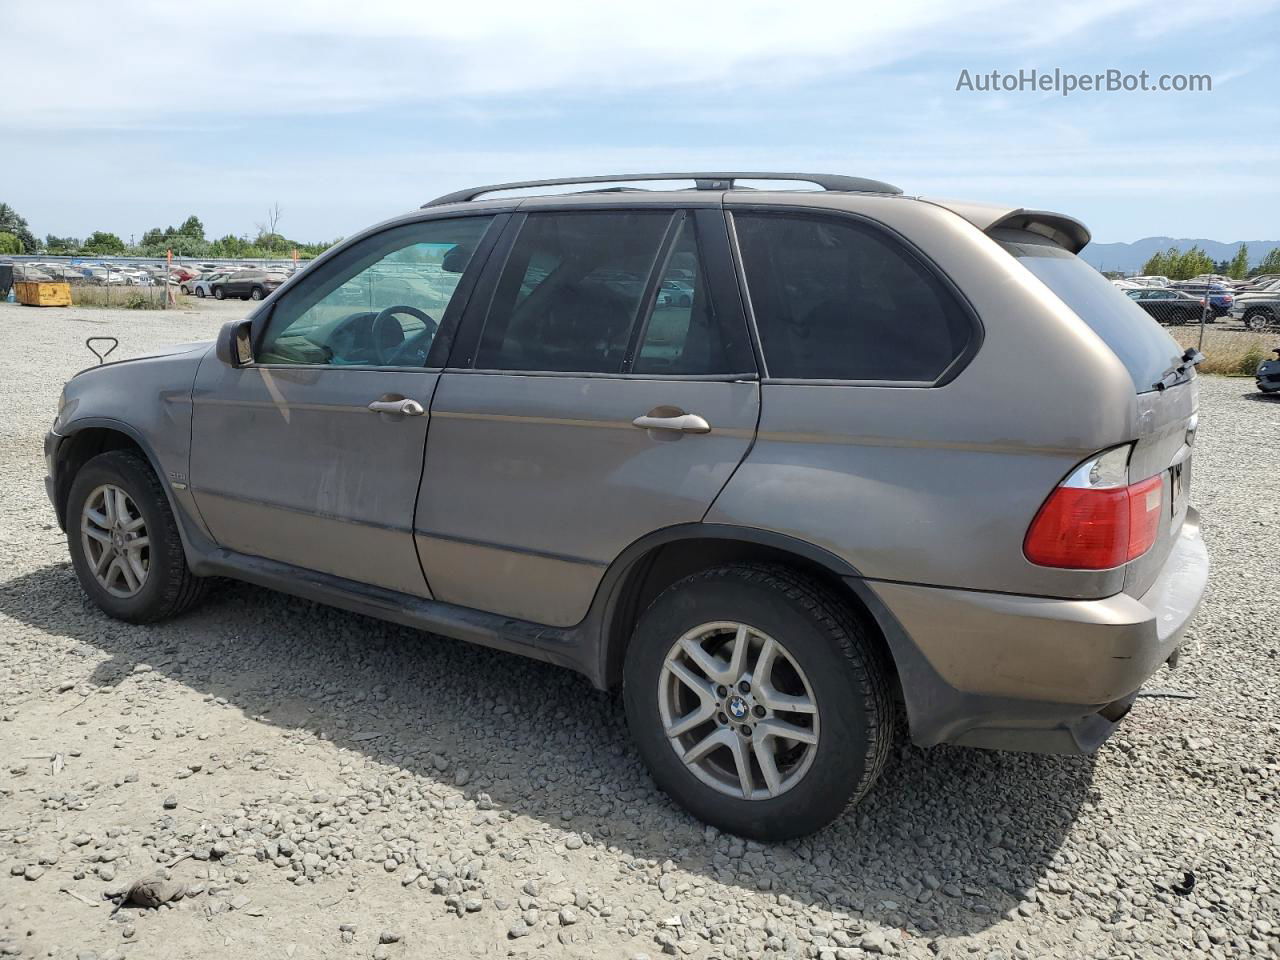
[623,564,893,840]
[250,286,264,301]
[214,287,225,300]
[196,287,206,298]
[66,450,208,623]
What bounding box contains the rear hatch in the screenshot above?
[995,229,1197,598]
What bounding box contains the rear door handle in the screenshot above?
[631,413,711,434]
[368,398,425,416]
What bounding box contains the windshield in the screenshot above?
[996,231,1184,393]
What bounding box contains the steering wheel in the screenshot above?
[371,305,437,365]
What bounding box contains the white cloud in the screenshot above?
[7,0,1277,242]
[9,0,1261,127]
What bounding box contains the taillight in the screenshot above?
[1024,446,1163,569]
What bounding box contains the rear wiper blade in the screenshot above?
[1152,348,1204,391]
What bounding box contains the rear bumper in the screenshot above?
[864,507,1209,754]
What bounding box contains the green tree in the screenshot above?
[178,215,205,240]
[0,203,39,252]
[210,234,247,257]
[255,231,287,253]
[1227,245,1248,279]
[1142,246,1216,281]
[83,231,125,255]
[45,234,81,254]
[1252,248,1280,276]
[1175,246,1215,279]
[1141,248,1172,277]
[0,232,22,254]
[141,227,165,247]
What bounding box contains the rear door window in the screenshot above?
[733,212,975,382]
[996,231,1183,393]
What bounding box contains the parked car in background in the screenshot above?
[1124,288,1205,325]
[658,279,695,306]
[1170,281,1232,318]
[189,273,229,298]
[81,267,127,286]
[13,264,53,282]
[1229,281,1280,329]
[1235,274,1280,294]
[44,171,1208,840]
[211,270,285,301]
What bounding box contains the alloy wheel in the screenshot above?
[658,621,819,800]
[80,483,150,598]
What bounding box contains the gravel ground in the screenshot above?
[1,299,1277,960]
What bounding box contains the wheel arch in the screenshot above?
[53,420,175,533]
[587,524,905,703]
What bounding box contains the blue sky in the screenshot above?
[6,0,1278,245]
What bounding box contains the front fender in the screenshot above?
[54,345,215,549]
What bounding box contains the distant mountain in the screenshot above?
[1080,237,1280,274]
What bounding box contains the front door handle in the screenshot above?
[368,398,425,416]
[631,412,711,434]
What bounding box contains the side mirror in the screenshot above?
[215,319,254,367]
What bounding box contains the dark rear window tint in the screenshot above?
[997,232,1183,393]
[735,212,974,382]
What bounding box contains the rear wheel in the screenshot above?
[250,286,264,301]
[196,287,206,298]
[623,564,892,840]
[66,450,208,623]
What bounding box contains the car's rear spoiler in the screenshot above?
[925,199,1092,254]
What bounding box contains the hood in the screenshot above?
[73,339,212,379]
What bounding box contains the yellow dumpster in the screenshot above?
[15,281,73,307]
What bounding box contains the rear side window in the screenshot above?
[997,232,1182,393]
[734,212,974,382]
[476,212,670,373]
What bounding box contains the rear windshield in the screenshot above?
[996,231,1183,393]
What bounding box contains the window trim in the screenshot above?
[620,212,685,373]
[448,208,759,379]
[247,212,506,371]
[724,206,984,387]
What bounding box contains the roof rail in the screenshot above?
[424,172,903,207]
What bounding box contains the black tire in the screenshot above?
[1248,309,1276,330]
[250,286,264,301]
[623,563,893,840]
[196,287,206,299]
[66,450,208,623]
[214,286,225,300]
